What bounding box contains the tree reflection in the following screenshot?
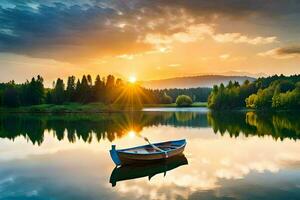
[208,111,300,141]
[0,112,207,145]
[0,111,299,145]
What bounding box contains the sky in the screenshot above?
[1,0,300,85]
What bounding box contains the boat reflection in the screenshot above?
[109,154,188,187]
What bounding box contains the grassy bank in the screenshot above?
[143,102,208,108]
[0,102,208,113]
[0,103,139,113]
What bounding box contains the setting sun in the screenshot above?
[128,130,136,138]
[128,76,137,83]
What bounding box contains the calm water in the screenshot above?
[0,109,299,200]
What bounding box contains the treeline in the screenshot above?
[208,74,300,110]
[0,74,211,107]
[151,87,211,104]
[0,76,44,107]
[0,74,150,107]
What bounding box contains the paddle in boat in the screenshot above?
[110,139,186,166]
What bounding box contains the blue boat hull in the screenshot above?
[110,139,186,166]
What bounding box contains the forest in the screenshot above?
[0,74,210,108]
[1,74,299,110]
[208,74,300,110]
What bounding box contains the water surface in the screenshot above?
[0,110,299,200]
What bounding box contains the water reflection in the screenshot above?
[110,155,188,187]
[0,111,299,145]
[0,111,299,199]
[208,111,300,141]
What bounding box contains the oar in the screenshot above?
[143,137,168,158]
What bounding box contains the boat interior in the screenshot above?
[121,142,182,154]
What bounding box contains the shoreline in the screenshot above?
[0,103,297,114]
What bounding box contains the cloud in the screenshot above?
[213,33,277,45]
[143,24,276,50]
[168,64,181,68]
[0,1,151,63]
[219,54,230,60]
[0,0,298,63]
[125,0,300,20]
[143,24,214,50]
[116,54,135,60]
[258,46,300,59]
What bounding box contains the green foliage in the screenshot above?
[176,95,193,107]
[209,75,300,110]
[3,87,20,107]
[93,75,105,102]
[208,111,300,141]
[0,111,299,146]
[157,87,211,103]
[161,93,173,104]
[245,79,300,110]
[272,83,300,109]
[52,78,65,104]
[1,73,298,110]
[208,80,256,109]
[0,76,44,107]
[66,76,76,102]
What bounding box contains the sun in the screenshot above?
[128,75,137,83]
[128,130,136,138]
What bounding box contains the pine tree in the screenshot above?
[94,75,104,102]
[66,76,76,102]
[53,78,65,104]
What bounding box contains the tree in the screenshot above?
[227,80,233,89]
[80,75,90,103]
[35,75,45,104]
[22,76,44,105]
[244,79,250,85]
[176,95,193,107]
[105,75,116,103]
[74,79,81,102]
[161,92,173,104]
[93,75,104,102]
[245,94,258,109]
[66,76,76,102]
[272,82,300,109]
[74,75,91,103]
[0,90,3,106]
[45,90,53,104]
[3,87,20,107]
[87,74,93,86]
[53,78,65,104]
[106,75,115,88]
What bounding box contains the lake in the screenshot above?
[0,109,299,200]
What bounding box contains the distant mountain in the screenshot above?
[141,75,256,89]
[219,71,268,78]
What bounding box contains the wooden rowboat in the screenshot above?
[109,154,188,187]
[110,139,186,166]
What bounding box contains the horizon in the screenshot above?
[1,1,300,85]
[0,69,295,89]
[0,72,265,88]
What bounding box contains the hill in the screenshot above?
[141,75,256,89]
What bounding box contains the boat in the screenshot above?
[109,154,188,187]
[110,139,186,166]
